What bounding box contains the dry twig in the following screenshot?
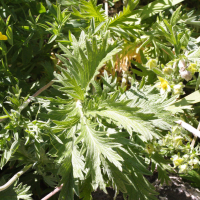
[175,120,200,139]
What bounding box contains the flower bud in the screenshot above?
[172,155,184,167]
[178,59,186,71]
[146,59,157,70]
[183,154,189,160]
[179,164,188,173]
[173,83,183,95]
[163,66,173,75]
[174,136,183,147]
[188,157,199,165]
[145,143,154,154]
[179,70,192,81]
[187,63,197,75]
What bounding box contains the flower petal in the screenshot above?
[0,35,7,40]
[160,88,165,95]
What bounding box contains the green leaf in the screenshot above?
[152,68,164,76]
[48,34,57,44]
[36,2,46,14]
[0,115,9,119]
[188,48,200,62]
[78,120,123,190]
[57,127,83,200]
[109,0,139,27]
[151,152,171,184]
[87,101,159,141]
[46,0,57,17]
[101,157,130,193]
[6,15,11,26]
[57,31,122,94]
[22,46,32,65]
[75,0,106,22]
[156,42,175,59]
[167,90,200,113]
[79,177,93,200]
[3,107,13,120]
[0,41,7,55]
[53,116,80,128]
[134,0,184,20]
[59,156,74,200]
[170,5,182,26]
[125,170,158,200]
[180,170,200,188]
[1,140,20,169]
[6,25,13,46]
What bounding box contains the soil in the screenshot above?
[92,174,200,200]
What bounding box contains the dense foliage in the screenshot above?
[1,0,200,199]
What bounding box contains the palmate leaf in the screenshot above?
[56,127,84,200]
[59,155,74,200]
[56,31,122,95]
[49,113,128,199]
[87,100,160,141]
[40,24,178,200]
[101,157,130,193]
[123,85,177,125]
[43,89,175,199]
[79,120,123,191]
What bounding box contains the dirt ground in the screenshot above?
[92,174,200,200]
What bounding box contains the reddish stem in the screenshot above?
[41,184,63,200]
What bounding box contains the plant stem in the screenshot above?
[175,120,200,138]
[0,165,32,192]
[41,184,63,200]
[32,80,54,97]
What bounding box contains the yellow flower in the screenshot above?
[0,32,7,40]
[156,76,171,95]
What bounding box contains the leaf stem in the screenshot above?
[0,165,32,192]
[32,80,54,98]
[41,184,63,200]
